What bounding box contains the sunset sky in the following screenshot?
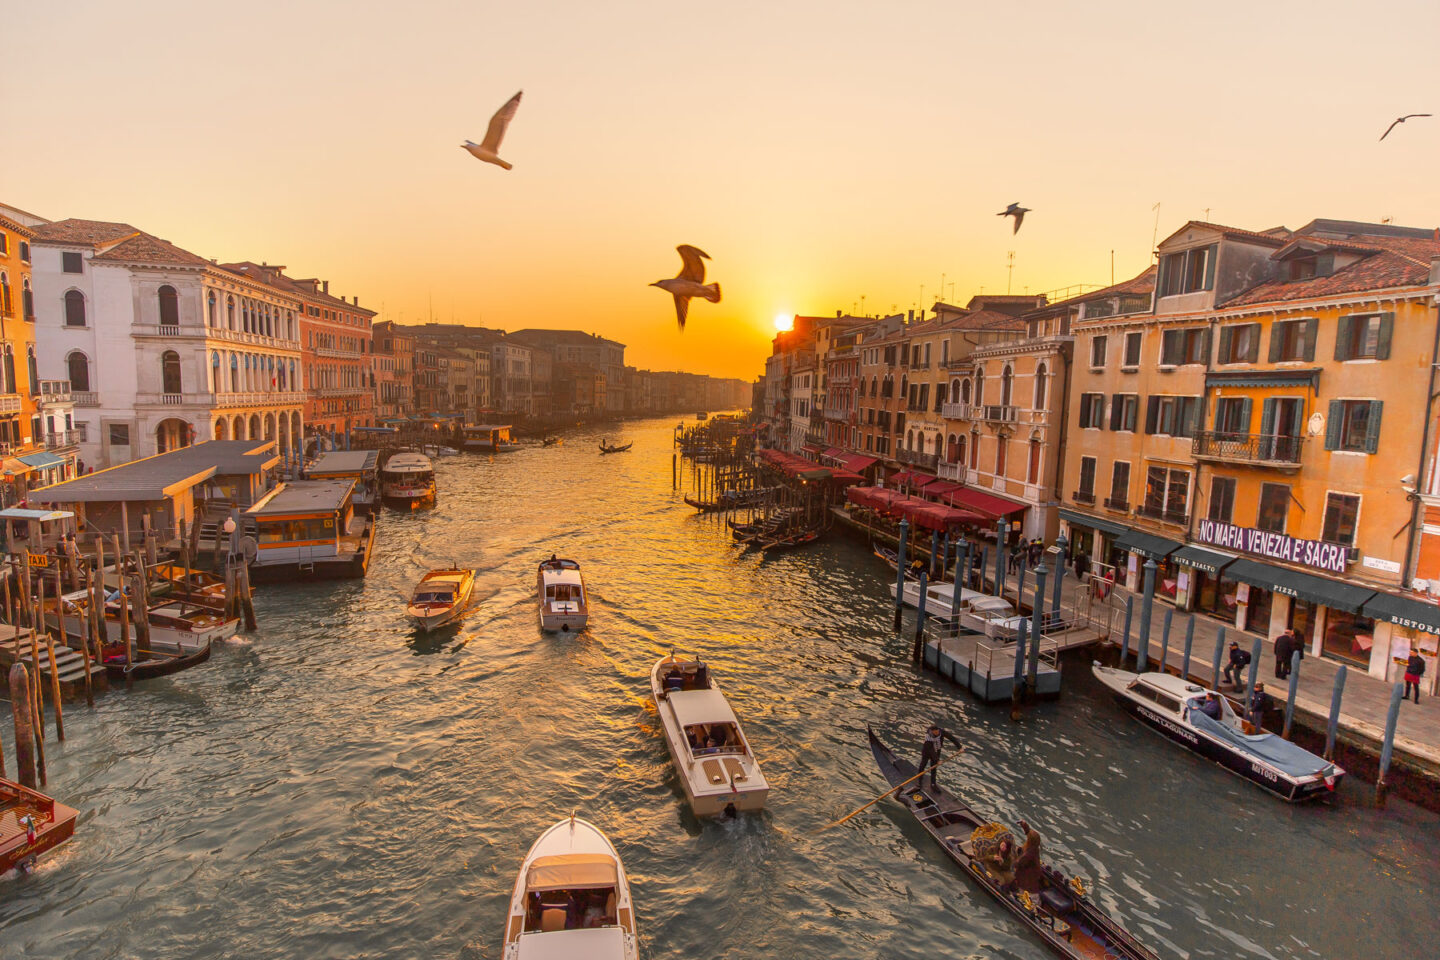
[9,1,1439,379]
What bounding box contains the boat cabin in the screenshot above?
[464,424,515,450]
[306,451,380,512]
[540,559,584,603]
[1126,673,1213,720]
[0,507,76,557]
[244,479,372,579]
[520,854,622,935]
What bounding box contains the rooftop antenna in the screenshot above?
[1151,202,1162,260]
[947,282,955,303]
[1006,252,1016,295]
[1204,207,1211,221]
[1111,250,1115,286]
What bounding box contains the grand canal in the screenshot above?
[3,416,1438,959]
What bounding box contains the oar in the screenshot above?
[812,747,964,833]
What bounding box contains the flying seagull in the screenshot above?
[462,90,523,169]
[997,202,1030,234]
[1380,113,1432,141]
[651,245,722,332]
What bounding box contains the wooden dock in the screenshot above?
[0,626,108,701]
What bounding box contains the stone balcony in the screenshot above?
[897,448,939,471]
[0,394,21,414]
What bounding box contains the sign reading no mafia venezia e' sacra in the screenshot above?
[1195,519,1349,575]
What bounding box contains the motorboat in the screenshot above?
[501,815,638,960]
[1091,664,1344,801]
[649,652,769,817]
[888,579,990,622]
[45,589,238,656]
[541,436,562,447]
[464,424,520,452]
[406,568,476,631]
[2,777,79,876]
[537,557,588,632]
[380,452,436,509]
[420,443,459,458]
[868,727,1158,960]
[963,596,1028,640]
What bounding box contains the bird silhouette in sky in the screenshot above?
[462,90,523,169]
[651,245,722,332]
[997,202,1031,234]
[1379,113,1431,141]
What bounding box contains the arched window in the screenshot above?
[286,311,295,339]
[2,346,14,395]
[1028,439,1042,484]
[906,429,914,451]
[64,289,86,326]
[23,278,34,320]
[68,352,91,392]
[1000,366,1013,406]
[0,272,10,316]
[960,378,971,405]
[161,350,182,394]
[227,295,236,329]
[158,285,179,326]
[26,346,37,396]
[969,431,979,469]
[956,434,967,467]
[1034,363,1048,410]
[974,370,984,406]
[211,351,222,393]
[207,291,217,326]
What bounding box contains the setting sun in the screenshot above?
[773,313,794,332]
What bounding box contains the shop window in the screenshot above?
[1326,400,1382,454]
[1322,609,1375,667]
[1076,456,1096,502]
[1270,318,1318,362]
[1123,332,1142,368]
[1109,394,1138,432]
[1217,323,1261,364]
[1321,493,1360,547]
[1208,477,1236,523]
[1090,336,1107,368]
[1334,313,1392,361]
[1160,328,1208,365]
[1108,461,1130,509]
[1078,393,1105,429]
[62,251,83,274]
[1257,482,1290,533]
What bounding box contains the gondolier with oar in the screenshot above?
[919,722,963,788]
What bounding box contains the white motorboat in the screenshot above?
[538,557,588,632]
[962,596,1028,639]
[380,452,436,509]
[889,580,995,622]
[420,443,459,458]
[406,568,476,631]
[1092,664,1344,802]
[650,652,769,817]
[501,816,639,960]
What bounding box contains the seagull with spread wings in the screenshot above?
[1380,113,1432,141]
[462,90,523,169]
[651,245,722,332]
[997,202,1031,234]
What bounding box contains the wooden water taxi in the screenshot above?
[380,452,436,509]
[541,436,562,447]
[244,479,377,581]
[650,653,768,817]
[501,816,639,960]
[46,588,238,656]
[2,778,79,875]
[305,450,381,514]
[869,728,1158,960]
[537,557,588,632]
[464,424,520,452]
[406,568,476,631]
[1092,664,1344,801]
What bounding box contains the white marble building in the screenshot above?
[29,220,305,469]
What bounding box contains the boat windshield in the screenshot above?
[685,721,743,755]
[412,590,454,604]
[522,885,620,933]
[546,584,583,602]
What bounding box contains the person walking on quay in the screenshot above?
[1073,547,1089,583]
[1222,640,1251,688]
[1274,629,1294,680]
[918,723,963,788]
[1008,541,1024,574]
[1028,538,1043,568]
[1404,651,1426,704]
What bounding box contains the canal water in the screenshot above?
[3,416,1438,960]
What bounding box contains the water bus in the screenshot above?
[537,557,588,632]
[244,479,377,581]
[305,450,380,514]
[380,453,436,509]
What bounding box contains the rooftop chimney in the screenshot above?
[352,296,359,305]
[836,310,841,317]
[907,309,914,322]
[322,280,329,294]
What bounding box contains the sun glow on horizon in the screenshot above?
[773,313,794,332]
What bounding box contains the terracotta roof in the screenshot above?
[955,308,1026,330]
[89,232,211,267]
[1064,265,1157,305]
[31,218,139,246]
[1164,220,1291,249]
[1222,234,1440,307]
[0,214,35,239]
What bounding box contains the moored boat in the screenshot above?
[2,778,79,875]
[406,568,476,631]
[541,436,562,447]
[464,424,520,452]
[537,557,588,632]
[868,727,1158,960]
[501,816,639,960]
[100,639,213,681]
[46,589,238,656]
[380,453,436,509]
[245,479,377,581]
[650,652,768,817]
[1091,664,1344,801]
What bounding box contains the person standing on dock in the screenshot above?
[1247,682,1270,730]
[918,723,963,788]
[1273,630,1295,680]
[1222,641,1250,688]
[1404,651,1426,704]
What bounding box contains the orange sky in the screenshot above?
[8,1,1439,379]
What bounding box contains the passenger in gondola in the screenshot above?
[983,836,1017,889]
[1013,819,1043,891]
[918,723,963,788]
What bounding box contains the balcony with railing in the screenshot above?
[1135,502,1189,525]
[37,380,71,404]
[897,449,939,471]
[824,406,850,421]
[1103,496,1130,512]
[977,404,1018,424]
[940,402,967,419]
[72,391,99,407]
[0,394,23,413]
[1192,431,1303,467]
[937,460,966,482]
[46,427,85,449]
[1072,489,1096,505]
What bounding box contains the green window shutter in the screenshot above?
[1218,326,1233,364]
[1078,394,1090,428]
[1335,316,1353,361]
[1324,400,1342,450]
[1145,396,1160,434]
[1268,324,1283,362]
[1377,313,1394,360]
[1302,318,1318,361]
[1109,394,1123,430]
[1245,324,1260,362]
[1238,398,1252,434]
[1365,401,1383,453]
[1260,398,1276,438]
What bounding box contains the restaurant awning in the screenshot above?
[1172,545,1236,575]
[1,458,32,477]
[941,487,1027,519]
[1363,592,1440,635]
[821,447,842,460]
[1223,558,1376,613]
[17,451,70,470]
[911,474,939,488]
[890,471,916,486]
[837,454,877,473]
[1059,508,1129,538]
[924,480,962,499]
[1115,530,1182,560]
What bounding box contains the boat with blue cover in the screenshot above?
[1092,664,1344,802]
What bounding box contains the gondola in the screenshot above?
[872,543,948,580]
[103,639,213,681]
[759,529,822,552]
[541,437,562,447]
[599,442,633,454]
[867,727,1158,960]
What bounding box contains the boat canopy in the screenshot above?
[1188,708,1333,778]
[526,853,618,891]
[667,688,740,728]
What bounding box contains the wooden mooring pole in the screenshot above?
[9,663,37,788]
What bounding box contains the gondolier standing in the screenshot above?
[918,723,963,787]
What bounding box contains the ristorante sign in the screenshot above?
[1195,519,1350,574]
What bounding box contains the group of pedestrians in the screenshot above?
[1006,537,1046,575]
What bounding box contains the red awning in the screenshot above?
[837,454,877,473]
[908,504,982,532]
[924,480,962,499]
[822,447,842,460]
[911,474,939,488]
[941,486,1027,518]
[829,469,864,484]
[890,471,915,486]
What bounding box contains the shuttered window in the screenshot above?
[1218,323,1261,364]
[1325,400,1383,453]
[1270,318,1318,362]
[1334,313,1393,361]
[1079,393,1105,428]
[1077,456,1096,499]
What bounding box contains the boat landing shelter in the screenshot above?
[26,440,280,550]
